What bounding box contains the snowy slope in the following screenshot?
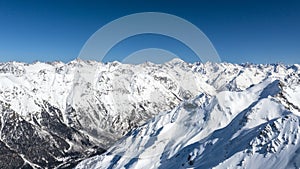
[0,60,299,168]
[75,72,300,169]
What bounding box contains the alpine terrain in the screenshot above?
[0,59,299,168]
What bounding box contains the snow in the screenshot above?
[0,59,299,168]
[74,60,300,169]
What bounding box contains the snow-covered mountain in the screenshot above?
[75,78,300,169]
[0,59,299,168]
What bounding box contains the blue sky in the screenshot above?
[0,0,299,64]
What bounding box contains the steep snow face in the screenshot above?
[0,60,299,168]
[75,79,300,169]
[69,61,300,148]
[67,61,214,146]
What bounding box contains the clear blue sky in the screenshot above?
[0,0,299,64]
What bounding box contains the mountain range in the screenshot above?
[0,59,299,168]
